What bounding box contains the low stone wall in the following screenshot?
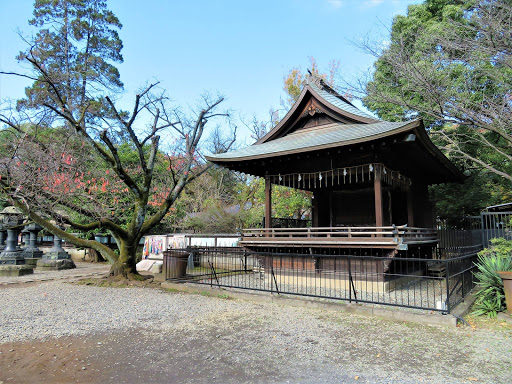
[39,246,90,262]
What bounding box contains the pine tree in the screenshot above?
[18,0,123,119]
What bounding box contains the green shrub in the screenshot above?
[472,238,512,317]
[472,292,504,318]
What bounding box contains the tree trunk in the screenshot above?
[88,248,100,262]
[109,240,139,279]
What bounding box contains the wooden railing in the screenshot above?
[241,226,437,246]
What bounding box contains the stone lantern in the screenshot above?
[22,222,44,266]
[36,222,76,271]
[0,207,34,276]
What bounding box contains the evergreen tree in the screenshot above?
[18,0,123,120]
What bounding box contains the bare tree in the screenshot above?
[355,0,512,181]
[0,64,234,277]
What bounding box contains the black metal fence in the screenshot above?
[164,228,482,313]
[438,211,512,248]
[480,212,512,247]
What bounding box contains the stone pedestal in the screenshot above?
[0,264,35,276]
[36,235,75,270]
[36,258,76,271]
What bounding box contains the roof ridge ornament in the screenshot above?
[305,70,323,88]
[305,71,341,98]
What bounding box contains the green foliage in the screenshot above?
[182,215,206,233]
[431,171,512,217]
[174,169,312,233]
[182,205,239,234]
[472,238,512,317]
[478,238,512,260]
[472,292,504,318]
[239,178,312,228]
[0,196,7,211]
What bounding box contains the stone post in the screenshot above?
[0,224,6,251]
[21,228,29,248]
[23,223,44,266]
[1,228,23,261]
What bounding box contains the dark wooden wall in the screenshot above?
[311,183,434,228]
[333,190,375,226]
[410,183,435,228]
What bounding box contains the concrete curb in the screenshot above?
[450,291,478,320]
[161,281,459,327]
[497,312,512,325]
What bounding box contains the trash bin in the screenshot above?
[163,249,190,278]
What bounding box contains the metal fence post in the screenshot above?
[480,212,485,248]
[445,258,451,314]
[348,256,352,304]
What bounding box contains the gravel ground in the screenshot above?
[0,278,511,383]
[0,279,247,343]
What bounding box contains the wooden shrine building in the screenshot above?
[206,74,464,256]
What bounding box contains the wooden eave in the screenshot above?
[207,119,465,184]
[412,121,465,183]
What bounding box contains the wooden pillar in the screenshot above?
[407,187,415,227]
[265,176,272,232]
[329,192,334,227]
[387,190,393,225]
[374,166,383,228]
[312,192,319,227]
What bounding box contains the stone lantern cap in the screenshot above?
[1,207,25,227]
[26,223,43,231]
[23,219,42,232]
